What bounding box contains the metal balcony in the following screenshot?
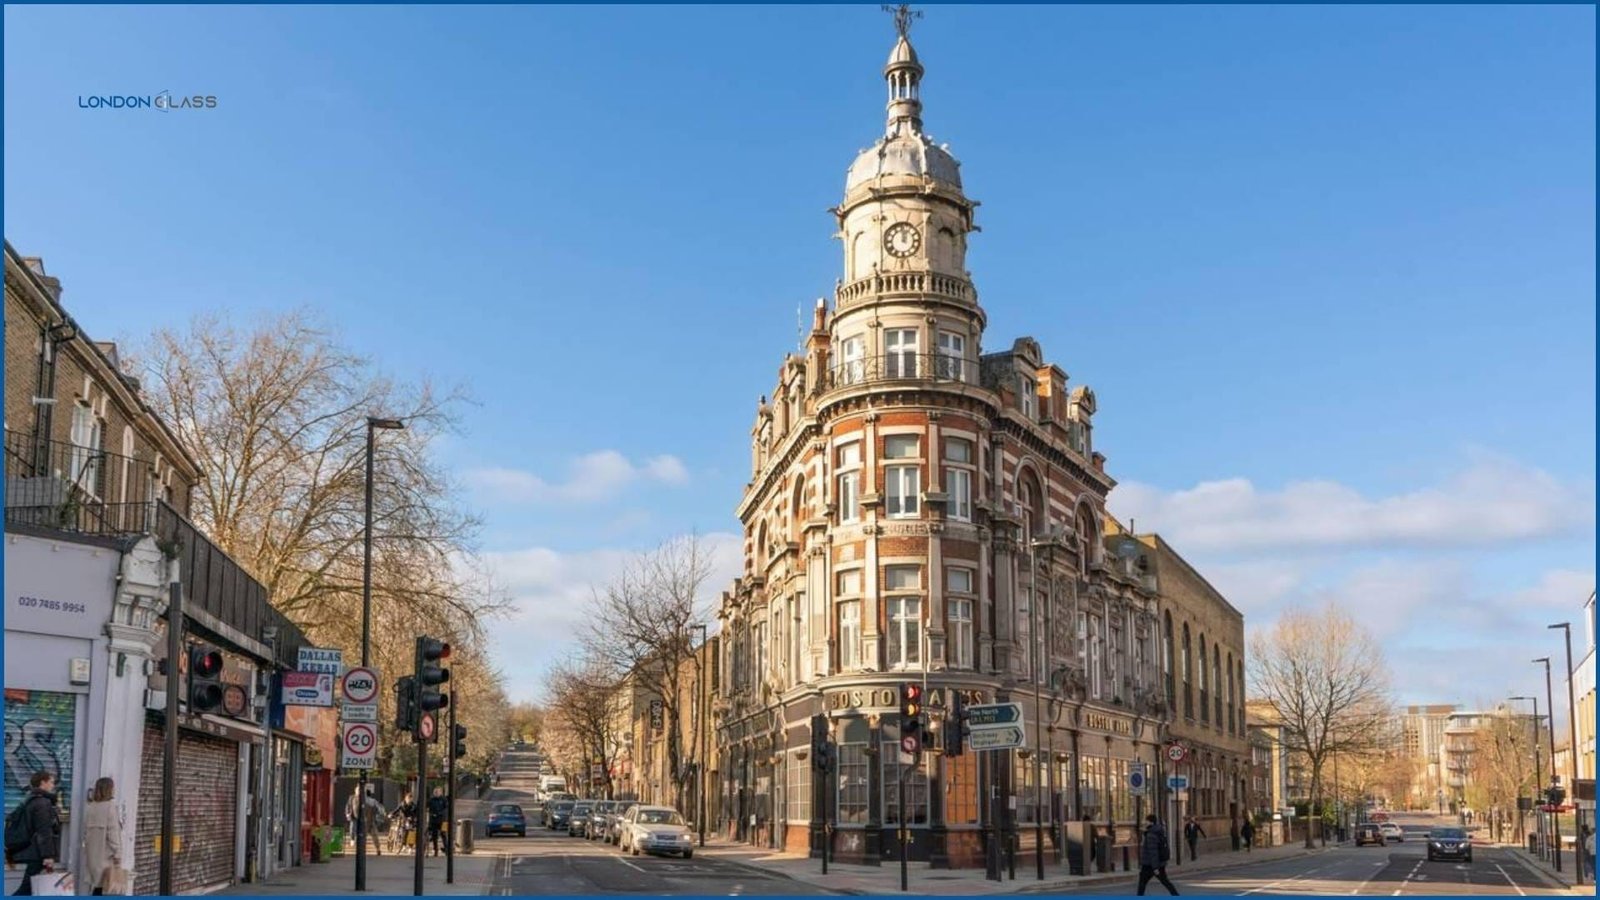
[824,352,974,393]
[4,428,158,535]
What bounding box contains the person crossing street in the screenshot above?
[1137,814,1180,896]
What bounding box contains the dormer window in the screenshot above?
[1018,374,1036,419]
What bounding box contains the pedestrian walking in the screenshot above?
[346,785,384,857]
[1240,819,1255,852]
[81,778,125,895]
[5,772,62,896]
[1583,824,1595,878]
[1184,817,1205,860]
[426,788,449,857]
[1137,815,1179,896]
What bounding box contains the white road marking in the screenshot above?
[1493,862,1527,897]
[615,856,647,873]
[1240,864,1329,895]
[1350,859,1389,894]
[1390,859,1425,895]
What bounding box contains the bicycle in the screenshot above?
[388,815,416,855]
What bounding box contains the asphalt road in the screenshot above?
[476,784,836,895]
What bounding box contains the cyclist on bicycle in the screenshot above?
[389,792,419,853]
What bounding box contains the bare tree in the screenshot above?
[1249,604,1394,848]
[506,703,547,745]
[545,657,625,799]
[580,535,713,812]
[137,310,512,770]
[1467,708,1537,840]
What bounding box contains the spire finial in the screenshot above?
[882,3,922,39]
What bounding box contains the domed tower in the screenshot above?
[829,10,985,384]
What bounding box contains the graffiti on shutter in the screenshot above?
[3,689,78,819]
[134,722,239,895]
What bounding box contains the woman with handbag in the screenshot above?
[81,778,125,896]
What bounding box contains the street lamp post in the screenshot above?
[1511,696,1540,847]
[1550,622,1584,884]
[356,415,404,893]
[1030,535,1058,881]
[692,623,709,847]
[1535,657,1561,873]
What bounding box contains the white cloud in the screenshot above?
[1109,453,1591,555]
[1507,569,1596,612]
[483,531,744,704]
[464,450,691,504]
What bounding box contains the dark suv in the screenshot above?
[1426,827,1472,863]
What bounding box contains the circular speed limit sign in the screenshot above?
[1166,743,1188,763]
[344,723,376,754]
[341,667,379,704]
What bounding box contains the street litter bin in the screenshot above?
[1094,834,1112,872]
[456,818,475,855]
[1528,833,1538,854]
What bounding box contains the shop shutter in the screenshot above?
[2,690,79,823]
[134,722,240,895]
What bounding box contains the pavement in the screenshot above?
[221,779,500,896]
[693,833,1331,895]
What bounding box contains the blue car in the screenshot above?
[486,803,527,838]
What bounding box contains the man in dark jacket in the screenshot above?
[1184,817,1205,859]
[1240,818,1256,852]
[426,787,449,856]
[1137,815,1179,895]
[9,772,62,896]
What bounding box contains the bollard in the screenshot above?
[1123,845,1131,872]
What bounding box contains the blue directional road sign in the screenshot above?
[966,702,1024,729]
[1167,775,1189,791]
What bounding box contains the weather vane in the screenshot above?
[882,3,922,39]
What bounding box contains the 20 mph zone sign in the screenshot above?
[342,722,377,770]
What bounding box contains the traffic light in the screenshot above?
[414,635,451,741]
[188,645,225,713]
[452,724,468,761]
[899,682,923,741]
[395,676,417,732]
[945,691,967,756]
[810,714,829,771]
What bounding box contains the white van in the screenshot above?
[539,775,568,795]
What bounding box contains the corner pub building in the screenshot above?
[710,11,1248,872]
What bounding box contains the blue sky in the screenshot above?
[5,4,1594,710]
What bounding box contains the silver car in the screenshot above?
[621,805,694,858]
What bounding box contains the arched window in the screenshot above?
[1163,612,1175,712]
[1238,659,1247,735]
[1075,505,1096,576]
[1226,652,1236,735]
[1213,646,1223,729]
[1018,468,1043,545]
[1198,634,1209,723]
[1181,624,1193,719]
[791,477,806,543]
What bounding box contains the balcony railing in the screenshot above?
[5,428,159,536]
[825,352,974,393]
[835,272,975,310]
[5,431,308,667]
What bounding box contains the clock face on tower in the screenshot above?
[883,222,921,258]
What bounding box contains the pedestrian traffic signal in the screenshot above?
[414,636,451,741]
[945,691,967,757]
[452,724,468,761]
[188,645,225,712]
[899,683,923,741]
[395,676,417,732]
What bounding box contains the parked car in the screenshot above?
[619,805,694,858]
[546,800,575,830]
[486,803,527,838]
[1354,823,1383,847]
[568,802,596,837]
[1379,823,1404,842]
[609,803,638,845]
[587,801,619,840]
[1426,827,1472,863]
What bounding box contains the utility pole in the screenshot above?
[159,576,182,897]
[446,687,457,885]
[1537,657,1562,873]
[1551,621,1584,885]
